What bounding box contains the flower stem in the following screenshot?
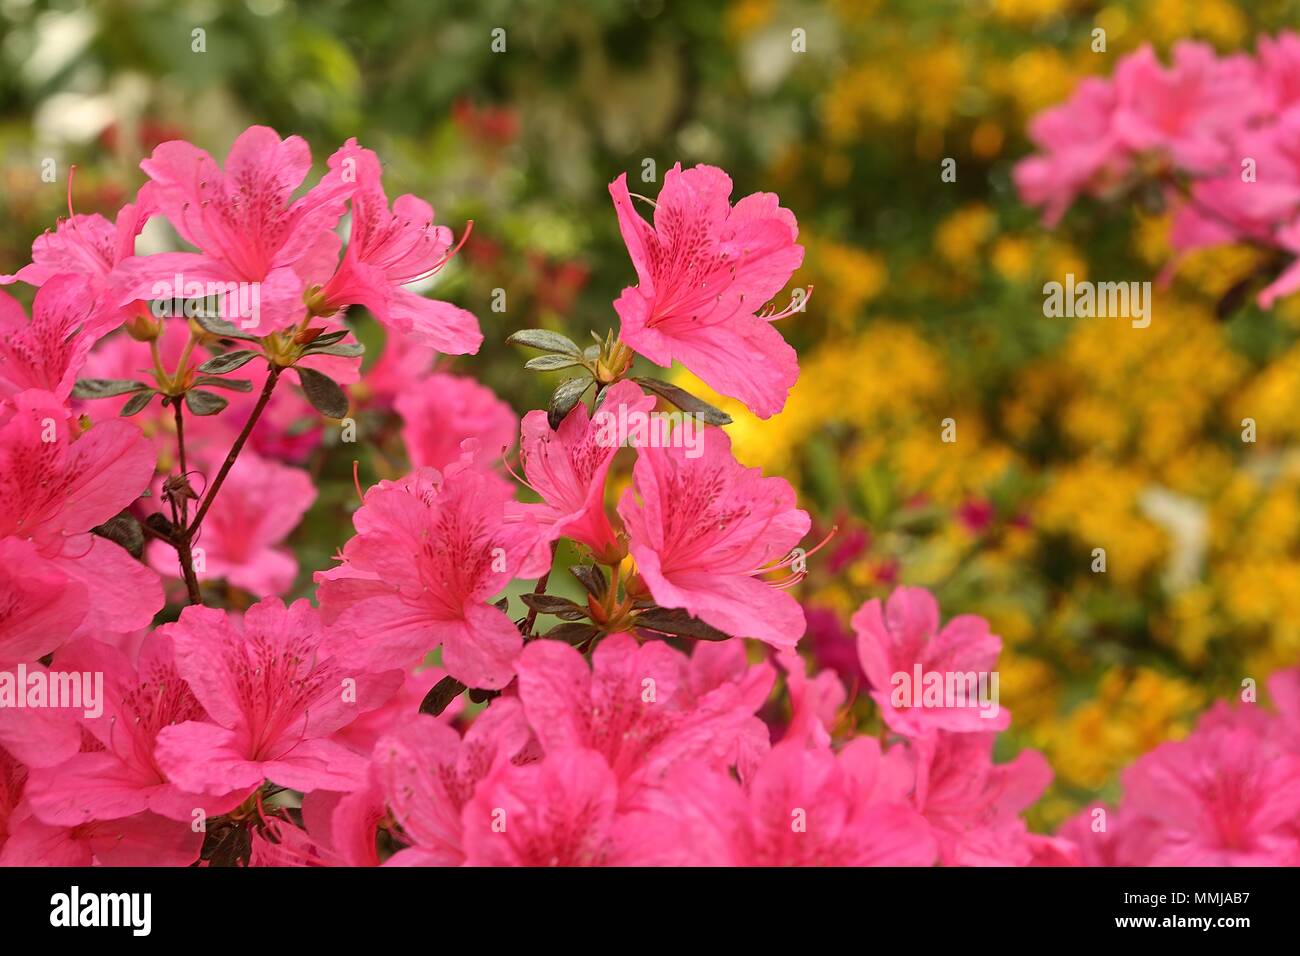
[522,540,559,638]
[187,365,282,537]
[170,397,204,606]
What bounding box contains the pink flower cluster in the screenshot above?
[1015,33,1300,307]
[1,125,1289,866]
[1058,668,1300,866]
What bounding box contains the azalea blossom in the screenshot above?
[617,427,810,649]
[396,372,517,473]
[852,585,1010,736]
[118,125,355,335]
[153,599,402,795]
[515,379,654,559]
[23,634,247,825]
[311,139,482,353]
[610,163,804,419]
[317,458,545,687]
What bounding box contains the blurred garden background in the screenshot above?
[4,0,1300,830]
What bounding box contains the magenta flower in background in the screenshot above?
[146,449,315,597]
[610,163,804,419]
[852,585,1010,735]
[396,372,517,473]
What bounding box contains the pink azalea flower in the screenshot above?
[1013,77,1126,226]
[146,450,315,596]
[610,163,804,419]
[351,333,435,411]
[153,599,403,795]
[514,634,771,799]
[617,427,810,648]
[374,701,533,866]
[396,372,517,473]
[1112,43,1262,174]
[119,126,355,334]
[0,745,25,853]
[1,196,153,336]
[1119,724,1300,865]
[0,389,162,640]
[778,649,847,749]
[907,731,1052,867]
[1169,107,1300,252]
[316,462,545,688]
[516,379,655,559]
[0,537,88,666]
[459,747,665,866]
[0,662,82,770]
[23,635,248,826]
[1258,218,1300,307]
[331,665,460,757]
[643,739,936,866]
[312,140,482,353]
[0,277,98,403]
[252,787,387,867]
[1055,803,1150,868]
[852,585,1010,735]
[0,804,200,866]
[1259,31,1300,111]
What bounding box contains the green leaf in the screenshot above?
[296,366,350,419]
[519,593,589,621]
[184,389,228,416]
[419,675,467,716]
[506,329,582,357]
[635,607,732,641]
[120,390,157,417]
[72,378,149,400]
[302,342,364,358]
[303,329,349,348]
[524,353,585,372]
[542,622,600,644]
[570,565,607,599]
[197,350,260,374]
[192,312,260,342]
[633,377,732,426]
[193,375,254,392]
[548,376,593,429]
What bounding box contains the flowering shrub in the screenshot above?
[1015,34,1300,309]
[0,94,1297,866]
